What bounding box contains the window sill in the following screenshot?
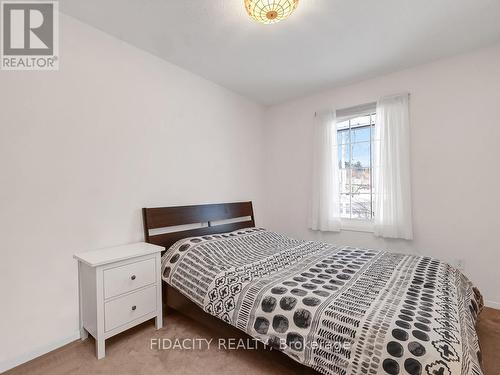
[340,219,374,233]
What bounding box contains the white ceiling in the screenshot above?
[61,0,500,105]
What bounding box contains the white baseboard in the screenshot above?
[485,300,500,310]
[0,331,80,373]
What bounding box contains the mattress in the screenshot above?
[161,228,483,375]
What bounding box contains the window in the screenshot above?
[336,112,376,222]
[311,96,411,238]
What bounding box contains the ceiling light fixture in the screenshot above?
[244,0,299,24]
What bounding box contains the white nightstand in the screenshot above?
[74,242,164,359]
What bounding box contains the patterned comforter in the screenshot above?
[161,228,483,375]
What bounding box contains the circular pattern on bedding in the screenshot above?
[392,328,409,341]
[404,358,422,375]
[302,297,321,307]
[415,316,431,324]
[401,309,415,316]
[311,279,325,284]
[279,296,297,311]
[323,284,338,291]
[337,273,351,280]
[382,358,400,375]
[271,286,287,295]
[418,310,432,318]
[342,268,356,274]
[179,243,190,252]
[384,258,442,375]
[412,329,429,342]
[254,317,269,334]
[387,341,404,357]
[273,315,289,333]
[395,320,411,329]
[408,341,426,356]
[293,309,312,329]
[302,283,317,290]
[290,289,307,296]
[414,322,430,332]
[312,290,330,297]
[398,314,413,322]
[286,332,304,352]
[324,269,338,274]
[317,274,332,280]
[380,256,446,374]
[329,279,345,286]
[246,247,397,362]
[261,296,277,313]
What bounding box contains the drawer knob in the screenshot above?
[131,305,137,311]
[131,275,136,280]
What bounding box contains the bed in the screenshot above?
[143,202,483,375]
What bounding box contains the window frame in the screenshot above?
[336,109,376,233]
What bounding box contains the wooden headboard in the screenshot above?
[142,201,255,251]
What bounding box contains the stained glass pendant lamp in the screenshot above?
[244,0,300,24]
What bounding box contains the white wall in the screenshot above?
[262,44,500,307]
[0,15,264,371]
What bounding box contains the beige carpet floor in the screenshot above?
[5,307,500,375]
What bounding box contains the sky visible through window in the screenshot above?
[336,113,375,220]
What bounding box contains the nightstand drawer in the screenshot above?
[104,285,157,332]
[103,258,155,298]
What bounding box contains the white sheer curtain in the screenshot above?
[373,94,413,239]
[309,110,341,232]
